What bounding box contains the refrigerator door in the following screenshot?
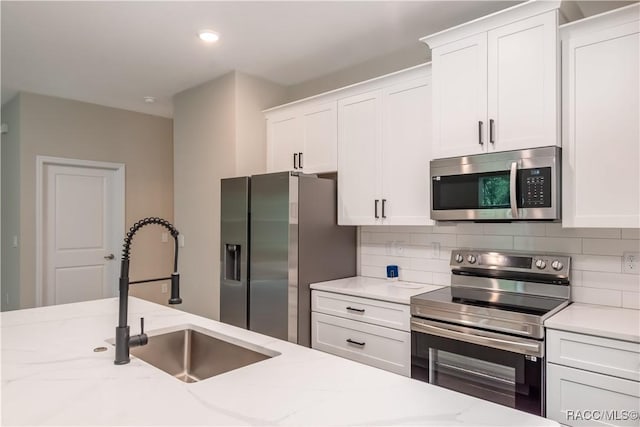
[249,172,298,342]
[220,177,250,329]
[297,175,357,347]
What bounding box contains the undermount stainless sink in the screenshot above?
[129,326,278,383]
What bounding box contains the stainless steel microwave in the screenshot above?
[430,147,561,222]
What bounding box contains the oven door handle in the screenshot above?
[411,318,542,357]
[509,161,519,219]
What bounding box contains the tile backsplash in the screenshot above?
[359,223,640,310]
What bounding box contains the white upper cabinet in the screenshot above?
[561,4,640,228]
[432,33,487,158]
[337,91,382,226]
[338,66,433,226]
[300,102,337,174]
[266,111,301,172]
[266,101,337,174]
[381,77,432,225]
[423,1,561,159]
[487,11,558,151]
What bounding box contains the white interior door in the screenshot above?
[42,162,123,305]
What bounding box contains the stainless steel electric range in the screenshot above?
[410,249,571,416]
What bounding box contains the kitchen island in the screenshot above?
[2,297,557,426]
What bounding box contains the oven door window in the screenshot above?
[411,331,543,416]
[432,171,511,211]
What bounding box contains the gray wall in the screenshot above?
[285,44,430,101]
[7,92,174,309]
[1,96,21,310]
[173,71,286,320]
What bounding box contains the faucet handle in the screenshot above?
[140,317,144,335]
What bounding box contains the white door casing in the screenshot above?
[36,157,124,306]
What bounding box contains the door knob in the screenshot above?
[104,254,115,260]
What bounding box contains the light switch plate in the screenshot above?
[623,252,640,274]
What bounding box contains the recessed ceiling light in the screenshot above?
[198,30,219,43]
[143,96,156,104]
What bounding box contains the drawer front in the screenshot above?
[547,329,640,381]
[547,363,640,427]
[311,290,410,331]
[311,312,410,376]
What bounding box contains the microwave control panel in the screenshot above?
[519,167,552,208]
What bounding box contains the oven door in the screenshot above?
[411,318,545,416]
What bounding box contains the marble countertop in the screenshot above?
[1,297,557,426]
[545,303,640,343]
[310,276,442,304]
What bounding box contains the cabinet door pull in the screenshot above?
[346,306,365,313]
[346,338,365,347]
[374,199,380,219]
[489,119,495,144]
[293,153,298,170]
[381,199,387,219]
[478,121,484,145]
[298,152,303,169]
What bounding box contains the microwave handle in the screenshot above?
[509,162,519,219]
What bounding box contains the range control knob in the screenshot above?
[551,260,564,271]
[455,254,464,263]
[535,259,547,270]
[467,255,477,264]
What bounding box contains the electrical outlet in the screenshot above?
[623,252,640,274]
[161,232,168,243]
[12,236,18,248]
[161,283,168,293]
[178,235,185,247]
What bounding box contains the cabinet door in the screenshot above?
[487,11,559,152]
[547,363,640,427]
[432,33,487,159]
[562,18,640,228]
[337,91,382,225]
[301,101,337,174]
[266,111,302,173]
[381,76,434,225]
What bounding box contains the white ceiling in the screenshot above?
[1,1,633,118]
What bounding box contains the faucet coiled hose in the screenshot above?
[121,217,179,264]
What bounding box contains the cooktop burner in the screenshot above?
[413,286,568,317]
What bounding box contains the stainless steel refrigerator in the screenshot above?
[220,172,356,347]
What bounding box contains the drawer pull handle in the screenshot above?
[346,338,365,347]
[346,306,365,313]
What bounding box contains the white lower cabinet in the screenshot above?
[547,364,640,427]
[311,290,411,376]
[546,329,640,426]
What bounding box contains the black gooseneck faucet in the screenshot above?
[114,217,182,365]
